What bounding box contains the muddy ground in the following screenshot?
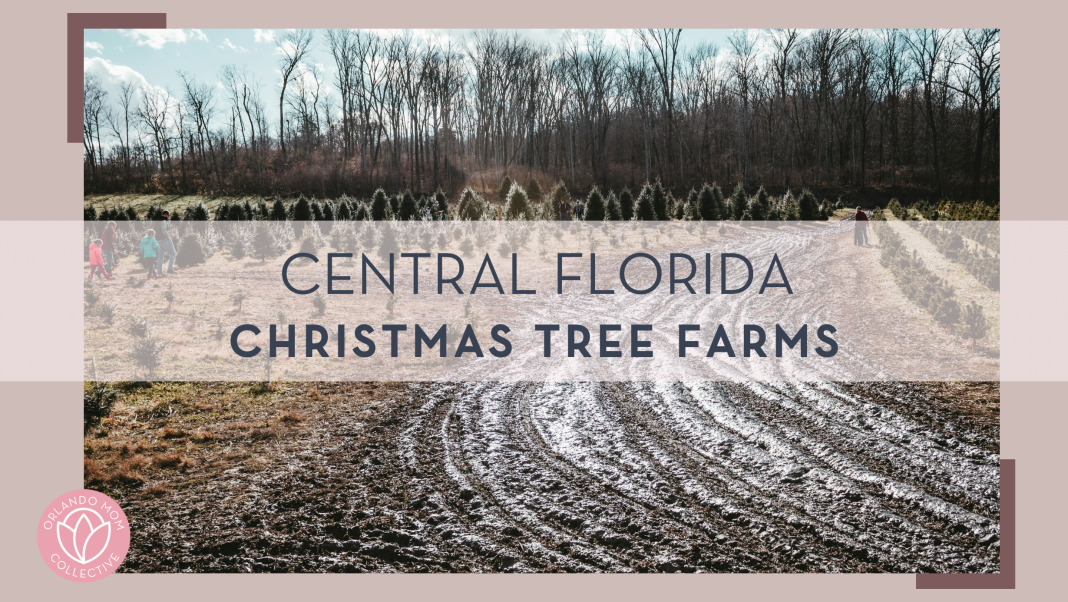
[85,381,1000,573]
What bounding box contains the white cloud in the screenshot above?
[254,29,275,44]
[83,56,174,104]
[218,38,249,53]
[119,28,209,50]
[84,56,149,89]
[84,41,104,54]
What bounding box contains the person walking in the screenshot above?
[853,206,869,246]
[156,211,178,275]
[88,239,113,281]
[558,197,570,221]
[140,228,160,280]
[101,221,117,274]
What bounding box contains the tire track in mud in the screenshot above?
[392,380,1000,573]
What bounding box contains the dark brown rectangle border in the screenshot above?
[68,13,166,143]
[916,459,1015,589]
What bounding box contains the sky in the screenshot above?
[83,28,736,129]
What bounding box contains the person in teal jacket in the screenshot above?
[140,229,160,280]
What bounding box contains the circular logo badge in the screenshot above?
[37,489,130,581]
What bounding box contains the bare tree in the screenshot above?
[276,29,314,162]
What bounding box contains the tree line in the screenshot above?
[83,28,999,203]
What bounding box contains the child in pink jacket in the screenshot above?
[88,239,113,281]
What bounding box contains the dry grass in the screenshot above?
[160,427,187,439]
[84,382,406,499]
[154,452,188,469]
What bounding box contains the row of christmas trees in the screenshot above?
[84,180,840,224]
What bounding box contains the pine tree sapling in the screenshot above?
[585,187,606,221]
[619,188,634,220]
[651,180,669,220]
[635,188,657,221]
[435,188,449,216]
[961,301,988,344]
[498,175,514,201]
[371,188,392,221]
[84,382,118,433]
[457,188,488,221]
[527,179,543,202]
[798,189,820,220]
[311,291,327,316]
[253,226,276,262]
[292,197,313,221]
[729,184,748,220]
[400,190,418,220]
[504,184,530,219]
[231,289,250,312]
[606,192,622,221]
[230,237,247,260]
[336,200,353,221]
[697,183,718,220]
[269,200,288,220]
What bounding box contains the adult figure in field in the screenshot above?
[87,238,113,281]
[140,228,160,280]
[558,198,570,221]
[101,221,117,274]
[574,199,585,221]
[853,206,869,246]
[156,210,178,275]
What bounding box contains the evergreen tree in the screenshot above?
[336,200,352,221]
[457,188,488,220]
[243,200,254,220]
[435,188,449,215]
[84,206,98,221]
[175,235,207,268]
[378,223,398,261]
[371,189,392,221]
[549,181,569,211]
[606,192,622,221]
[729,184,748,220]
[504,184,530,219]
[781,191,800,221]
[527,179,543,202]
[253,225,276,262]
[124,206,139,221]
[585,186,606,221]
[228,204,245,221]
[651,180,669,220]
[961,301,988,344]
[751,186,771,220]
[310,201,325,221]
[798,189,820,220]
[635,188,656,221]
[399,190,418,220]
[698,183,718,220]
[266,200,285,221]
[215,202,231,221]
[354,202,370,221]
[389,194,401,216]
[619,188,634,220]
[291,198,313,239]
[498,175,513,201]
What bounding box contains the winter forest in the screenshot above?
[83,29,1000,204]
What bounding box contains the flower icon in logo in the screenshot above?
[56,508,111,565]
